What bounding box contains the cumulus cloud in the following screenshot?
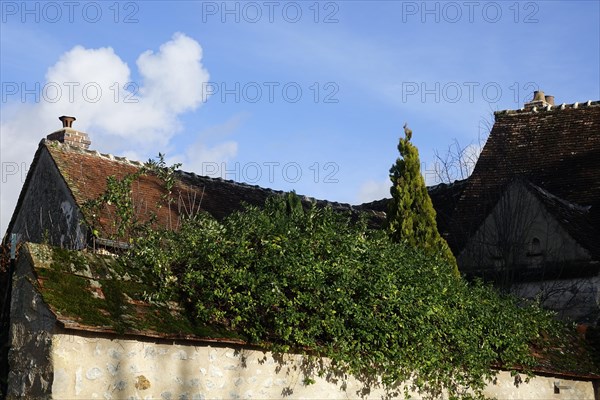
[137,33,208,114]
[1,33,215,235]
[38,32,209,146]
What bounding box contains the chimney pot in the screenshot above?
[47,116,91,150]
[59,115,76,128]
[524,90,551,110]
[532,91,545,102]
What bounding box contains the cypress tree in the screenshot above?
[387,124,459,275]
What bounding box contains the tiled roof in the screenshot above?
[356,179,468,238]
[426,179,468,238]
[448,101,600,255]
[40,140,386,241]
[22,242,243,344]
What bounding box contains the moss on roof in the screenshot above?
[26,243,242,341]
[20,242,600,379]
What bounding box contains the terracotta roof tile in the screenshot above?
[42,140,385,241]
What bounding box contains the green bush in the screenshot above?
[128,194,560,399]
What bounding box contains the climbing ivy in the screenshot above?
[145,153,182,210]
[126,194,562,399]
[81,156,568,399]
[82,153,181,242]
[82,169,146,241]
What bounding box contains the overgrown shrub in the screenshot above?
[127,194,561,399]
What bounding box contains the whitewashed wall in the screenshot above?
[49,333,595,400]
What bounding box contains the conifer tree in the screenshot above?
[388,124,459,275]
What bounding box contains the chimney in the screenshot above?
[524,90,554,110]
[59,115,76,128]
[46,116,91,149]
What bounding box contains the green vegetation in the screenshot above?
[30,244,238,339]
[72,153,579,399]
[126,194,562,399]
[388,124,459,275]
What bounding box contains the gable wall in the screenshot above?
[458,183,591,271]
[10,148,86,249]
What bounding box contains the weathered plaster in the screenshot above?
[50,334,395,399]
[482,370,595,400]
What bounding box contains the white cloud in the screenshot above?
[137,32,208,114]
[183,141,239,177]
[175,114,249,177]
[0,33,213,235]
[37,32,210,146]
[357,179,390,204]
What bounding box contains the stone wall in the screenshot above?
[50,333,394,399]
[7,251,56,398]
[10,147,86,249]
[48,332,596,400]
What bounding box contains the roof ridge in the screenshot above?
[494,100,600,116]
[526,181,591,213]
[43,139,370,213]
[177,169,365,211]
[43,138,145,167]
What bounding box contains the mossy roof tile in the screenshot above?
[24,242,243,344]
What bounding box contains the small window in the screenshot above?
[527,237,542,256]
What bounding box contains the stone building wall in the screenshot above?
[6,251,56,398]
[9,147,86,249]
[512,276,600,323]
[458,183,591,271]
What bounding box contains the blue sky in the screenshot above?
[1,0,599,234]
